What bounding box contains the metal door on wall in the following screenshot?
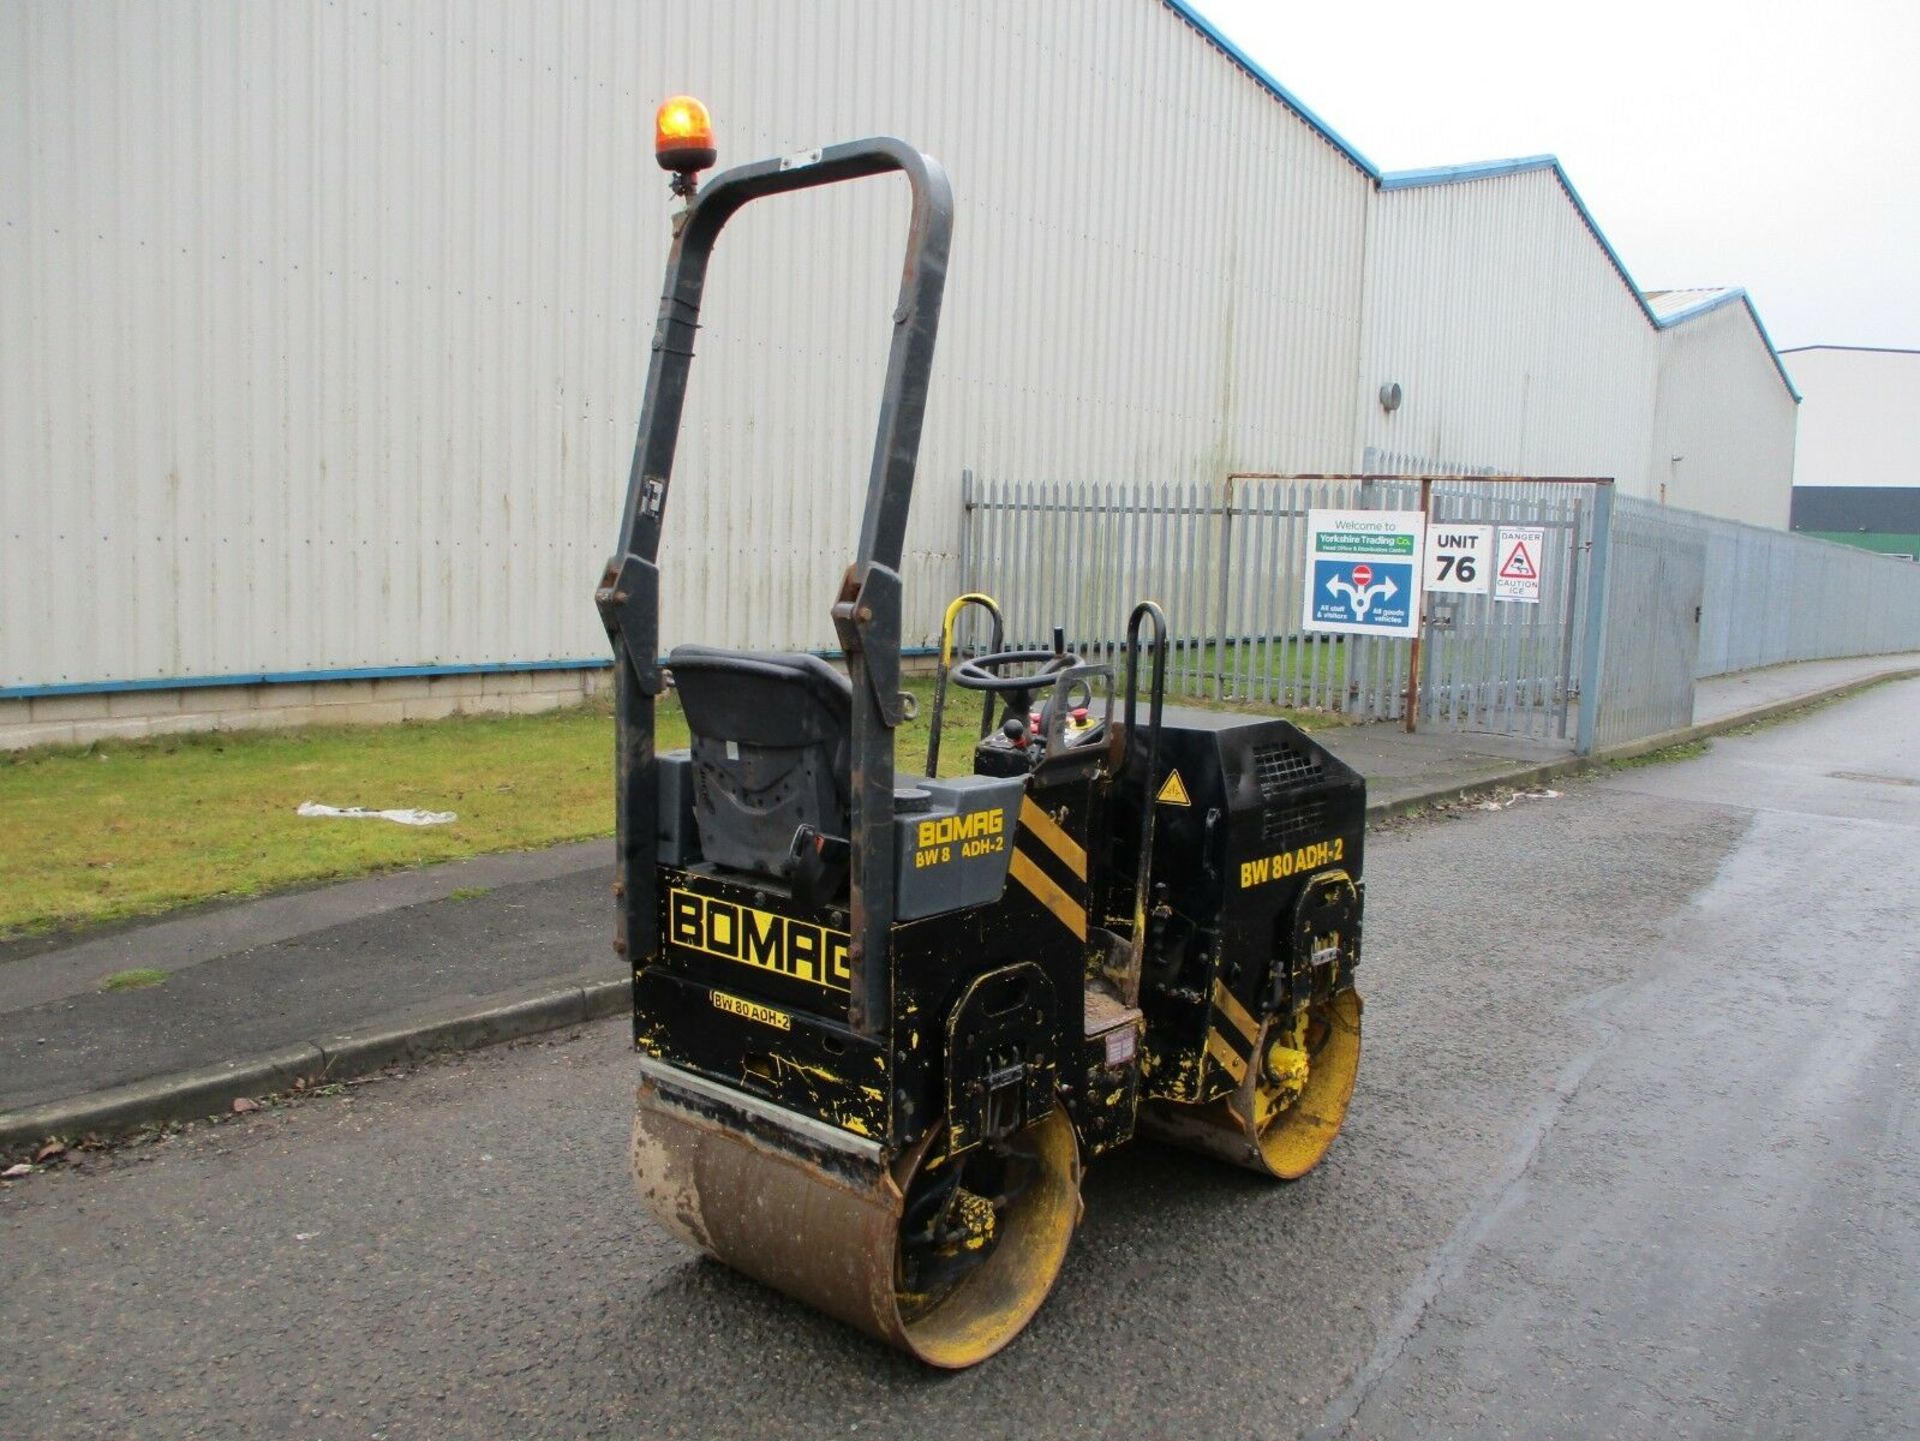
[1594,504,1705,747]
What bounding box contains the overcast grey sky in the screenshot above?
[1196,0,1919,353]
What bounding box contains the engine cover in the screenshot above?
[1101,706,1366,1105]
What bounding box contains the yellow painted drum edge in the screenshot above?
[1137,989,1363,1179]
[894,1104,1081,1368]
[1252,988,1362,1179]
[632,1079,1081,1369]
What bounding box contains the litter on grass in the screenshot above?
[297,801,457,827]
[1475,789,1561,811]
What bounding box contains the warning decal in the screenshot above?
[1156,770,1192,806]
[1493,525,1545,604]
[1498,539,1538,580]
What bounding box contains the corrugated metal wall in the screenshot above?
[0,0,1369,691]
[1631,498,1920,678]
[1650,300,1798,528]
[1356,170,1662,486]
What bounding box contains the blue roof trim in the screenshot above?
[1377,155,1559,190]
[1650,289,1801,401]
[1779,344,1919,357]
[1383,156,1655,324]
[1159,8,1800,404]
[1,658,612,700]
[1159,8,1799,404]
[1381,156,1801,403]
[1161,0,1379,179]
[1,649,943,700]
[1649,290,1749,325]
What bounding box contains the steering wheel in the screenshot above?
[949,648,1080,694]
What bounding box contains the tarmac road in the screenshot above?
[3,680,1917,1440]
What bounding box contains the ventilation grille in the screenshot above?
[1262,798,1327,846]
[1253,742,1322,799]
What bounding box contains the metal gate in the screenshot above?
[958,471,1608,745]
[958,470,1920,754]
[1352,477,1600,742]
[1592,502,1706,747]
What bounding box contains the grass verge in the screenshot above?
[0,699,649,939]
[2,666,1330,941]
[1608,739,1710,769]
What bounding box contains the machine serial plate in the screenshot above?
[1238,837,1346,889]
[710,990,793,1030]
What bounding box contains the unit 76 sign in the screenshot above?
[1424,525,1494,594]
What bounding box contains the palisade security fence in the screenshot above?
[1649,499,1920,678]
[957,471,1920,754]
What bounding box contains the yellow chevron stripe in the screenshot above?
[1009,846,1087,939]
[1205,1027,1248,1086]
[1018,797,1087,880]
[1211,977,1261,1048]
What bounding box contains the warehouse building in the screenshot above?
[1359,167,1798,529]
[1644,290,1800,529]
[0,0,1800,747]
[1785,346,1920,558]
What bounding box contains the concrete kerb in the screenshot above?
[1375,665,1920,819]
[0,1044,324,1154]
[1594,667,1920,766]
[313,980,629,1079]
[0,979,628,1156]
[1365,758,1594,823]
[6,666,1914,1158]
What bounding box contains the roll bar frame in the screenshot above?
[596,138,954,1037]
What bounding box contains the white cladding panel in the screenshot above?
[1785,347,1920,489]
[1650,301,1797,528]
[1357,170,1660,486]
[0,0,1368,689]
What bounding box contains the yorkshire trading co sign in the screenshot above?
[1302,509,1427,639]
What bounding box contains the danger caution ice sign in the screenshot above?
[1493,526,1545,604]
[1302,509,1425,638]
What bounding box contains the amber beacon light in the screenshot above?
[655,95,716,194]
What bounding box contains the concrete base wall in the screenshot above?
[0,669,612,752]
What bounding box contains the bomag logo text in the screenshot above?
[916,808,1003,848]
[913,807,1006,869]
[1239,837,1345,889]
[667,888,851,993]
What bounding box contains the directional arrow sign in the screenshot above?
[1303,509,1424,637]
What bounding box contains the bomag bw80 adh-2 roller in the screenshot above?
[595,99,1365,1368]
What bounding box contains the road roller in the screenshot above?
[595,98,1366,1367]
